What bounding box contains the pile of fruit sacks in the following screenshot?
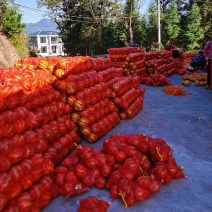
[52,133,185,210]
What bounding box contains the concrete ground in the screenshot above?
[42,74,212,212]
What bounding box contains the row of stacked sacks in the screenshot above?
[44,56,146,143]
[50,57,122,143]
[0,68,81,211]
[106,76,145,120]
[124,51,172,86]
[107,47,186,86]
[12,56,146,141]
[52,133,185,210]
[107,46,146,68]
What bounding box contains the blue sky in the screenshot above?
[13,0,47,23]
[13,0,151,24]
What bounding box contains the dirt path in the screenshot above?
[0,31,21,68]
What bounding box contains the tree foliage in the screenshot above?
[181,3,204,50]
[123,0,140,44]
[162,0,180,45]
[145,1,158,50]
[36,0,211,53]
[0,0,8,27]
[191,0,212,44]
[0,1,28,56]
[2,7,26,38]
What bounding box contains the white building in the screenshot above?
[29,31,65,57]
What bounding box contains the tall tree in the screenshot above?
[158,0,186,12]
[162,0,180,45]
[134,15,148,47]
[188,0,212,44]
[181,3,204,50]
[123,0,145,44]
[145,1,158,50]
[84,0,123,53]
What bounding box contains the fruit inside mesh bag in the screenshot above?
[77,196,110,212]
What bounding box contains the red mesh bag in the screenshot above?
[56,169,88,197]
[0,155,11,172]
[0,193,7,211]
[165,156,185,179]
[126,133,149,154]
[16,192,33,212]
[20,174,34,190]
[149,164,169,182]
[81,170,95,187]
[66,182,88,198]
[113,88,142,110]
[0,172,13,193]
[122,96,144,119]
[133,184,151,202]
[149,138,172,163]
[77,196,110,212]
[107,170,122,189]
[95,175,107,189]
[7,181,22,200]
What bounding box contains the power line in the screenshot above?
[10,0,212,23]
[10,2,46,14]
[10,2,140,20]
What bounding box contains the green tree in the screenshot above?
[181,3,204,50]
[37,0,124,55]
[84,0,123,54]
[102,20,127,48]
[145,1,158,50]
[2,7,26,38]
[162,0,180,45]
[36,0,210,54]
[0,1,28,56]
[134,15,148,47]
[191,0,212,44]
[0,0,8,28]
[123,0,143,44]
[123,0,144,43]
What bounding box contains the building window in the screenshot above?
[41,46,47,53]
[51,37,57,44]
[40,37,46,43]
[52,46,57,53]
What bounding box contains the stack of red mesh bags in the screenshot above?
[0,67,81,211]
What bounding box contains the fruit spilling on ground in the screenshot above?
[181,72,207,86]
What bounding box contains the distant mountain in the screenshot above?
[25,18,59,35]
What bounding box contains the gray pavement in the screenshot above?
[42,74,212,212]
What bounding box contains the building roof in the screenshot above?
[29,31,59,36]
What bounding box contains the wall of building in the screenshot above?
[29,32,65,57]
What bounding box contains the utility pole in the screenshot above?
[129,2,133,44]
[158,0,161,47]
